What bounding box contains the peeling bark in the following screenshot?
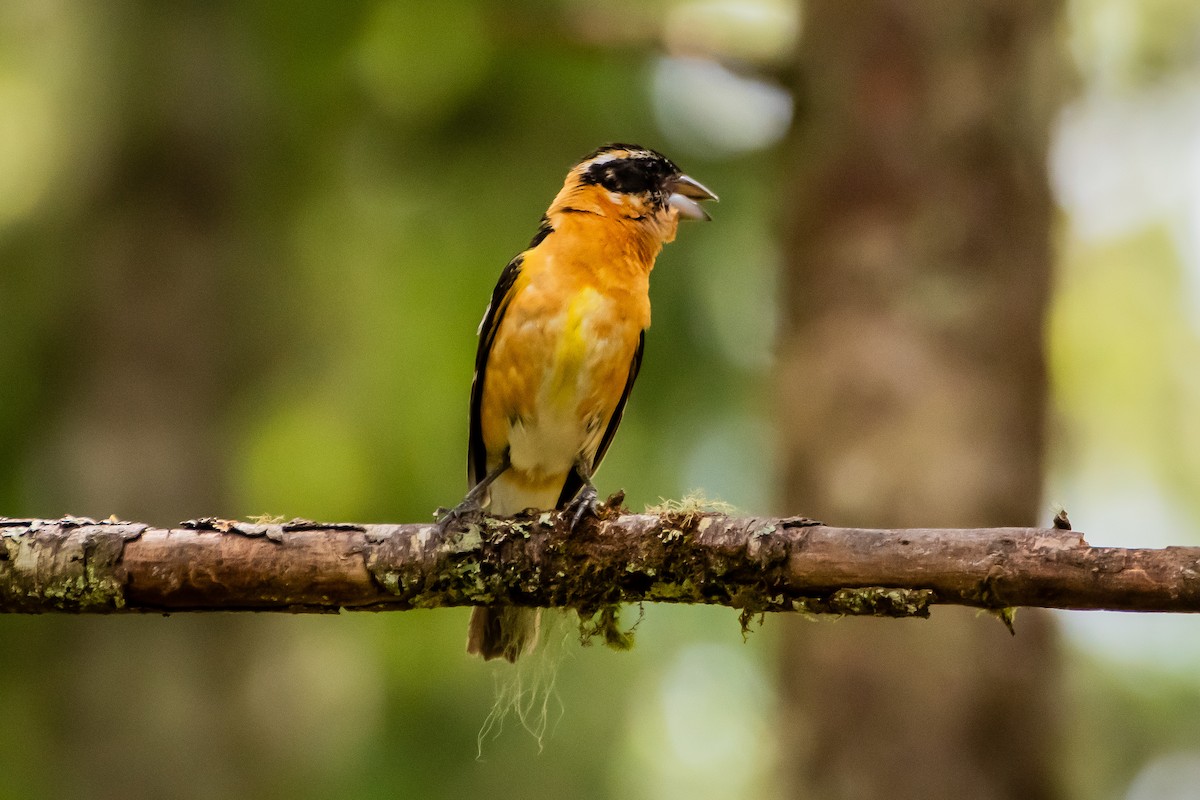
[2,514,1199,615]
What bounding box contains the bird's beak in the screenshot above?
[667,174,719,221]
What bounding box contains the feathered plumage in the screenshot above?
[454,144,716,661]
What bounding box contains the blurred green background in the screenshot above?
[1,1,1199,798]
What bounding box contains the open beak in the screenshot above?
[667,174,719,221]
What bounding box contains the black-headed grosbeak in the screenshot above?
[447,143,717,661]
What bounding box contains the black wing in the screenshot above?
[467,254,523,487]
[556,330,645,508]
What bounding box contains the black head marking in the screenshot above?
[577,144,681,196]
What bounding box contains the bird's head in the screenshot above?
[547,143,717,244]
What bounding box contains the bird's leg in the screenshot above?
[564,461,600,531]
[437,453,510,531]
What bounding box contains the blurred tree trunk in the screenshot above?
[777,2,1064,798]
[27,5,280,799]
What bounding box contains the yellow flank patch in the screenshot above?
[548,288,601,406]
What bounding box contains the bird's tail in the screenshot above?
[465,472,558,662]
[467,606,542,662]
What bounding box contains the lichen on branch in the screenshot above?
[1,511,1199,617]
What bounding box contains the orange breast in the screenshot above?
[478,221,651,489]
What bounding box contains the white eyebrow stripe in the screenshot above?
[579,152,626,171]
[577,149,659,172]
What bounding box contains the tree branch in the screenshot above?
[2,510,1198,617]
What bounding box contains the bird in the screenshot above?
[446,143,717,662]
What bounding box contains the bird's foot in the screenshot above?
[565,483,600,531]
[435,497,486,534]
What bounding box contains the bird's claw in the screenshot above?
[436,500,485,533]
[565,484,600,531]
